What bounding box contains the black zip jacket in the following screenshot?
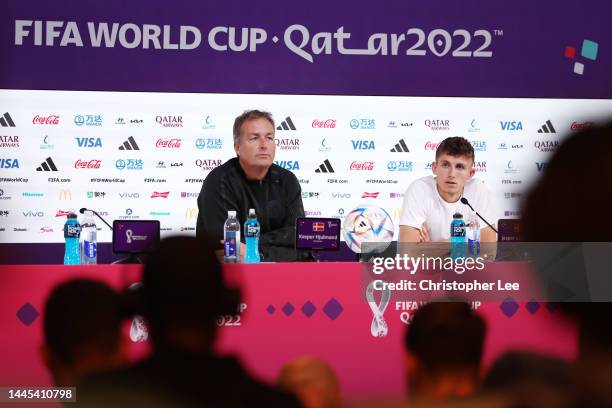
[196,157,311,261]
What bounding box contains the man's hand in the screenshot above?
[419,223,431,243]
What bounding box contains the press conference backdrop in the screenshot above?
[1,0,611,244]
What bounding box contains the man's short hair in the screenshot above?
[435,137,475,163]
[404,302,486,375]
[232,110,275,144]
[43,279,122,364]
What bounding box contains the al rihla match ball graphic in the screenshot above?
[343,205,394,253]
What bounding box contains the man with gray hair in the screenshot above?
[197,110,309,261]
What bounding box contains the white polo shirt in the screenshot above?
[399,176,496,241]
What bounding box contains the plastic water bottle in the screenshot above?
[223,210,240,263]
[467,212,481,257]
[63,213,81,265]
[450,212,466,259]
[244,208,261,263]
[81,210,97,264]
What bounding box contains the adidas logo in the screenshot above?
[36,157,58,171]
[276,116,296,131]
[390,139,409,152]
[315,159,334,173]
[0,112,15,127]
[119,136,140,150]
[537,120,556,134]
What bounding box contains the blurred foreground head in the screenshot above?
[404,301,486,401]
[278,356,341,408]
[42,279,127,386]
[141,236,240,352]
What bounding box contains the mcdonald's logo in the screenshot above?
[59,189,72,200]
[185,208,198,219]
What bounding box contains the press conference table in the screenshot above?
[0,263,577,403]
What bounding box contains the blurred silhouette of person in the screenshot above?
[41,279,128,386]
[403,301,486,401]
[522,122,612,407]
[278,356,342,408]
[78,236,301,408]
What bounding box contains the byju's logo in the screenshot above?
[0,158,19,168]
[390,139,409,153]
[500,121,523,131]
[276,116,297,130]
[537,120,556,134]
[315,159,334,173]
[351,140,375,150]
[0,112,15,127]
[564,39,599,75]
[119,136,140,150]
[75,137,102,148]
[350,119,375,130]
[36,157,57,171]
[74,115,102,126]
[274,160,300,170]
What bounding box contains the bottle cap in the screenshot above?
[453,212,463,219]
[84,210,93,216]
[228,210,236,217]
[249,208,256,216]
[67,213,77,219]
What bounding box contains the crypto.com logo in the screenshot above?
[564,39,598,75]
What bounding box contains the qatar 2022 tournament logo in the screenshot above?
[564,39,598,75]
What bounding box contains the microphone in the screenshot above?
[79,207,113,231]
[460,197,498,234]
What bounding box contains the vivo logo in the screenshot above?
[332,192,351,199]
[119,192,140,198]
[23,210,44,217]
[500,121,523,131]
[274,160,300,170]
[75,137,102,148]
[351,140,375,150]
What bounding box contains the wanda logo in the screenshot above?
[350,161,374,171]
[156,138,182,148]
[424,141,440,150]
[32,115,60,125]
[312,119,337,128]
[74,159,102,169]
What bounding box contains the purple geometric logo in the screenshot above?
[564,39,599,75]
[500,298,519,318]
[301,301,317,318]
[546,302,558,313]
[323,298,343,320]
[266,305,276,315]
[525,300,540,315]
[282,302,295,316]
[16,302,39,326]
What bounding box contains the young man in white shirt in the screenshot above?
[399,136,496,243]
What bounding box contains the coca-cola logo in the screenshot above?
[424,141,440,150]
[349,161,375,171]
[74,159,102,169]
[156,138,182,148]
[570,121,593,130]
[32,115,60,125]
[312,119,337,128]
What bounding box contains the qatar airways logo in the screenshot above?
[424,119,450,131]
[350,161,375,171]
[534,140,559,152]
[74,159,102,169]
[151,192,170,198]
[32,115,60,125]
[312,119,337,128]
[155,115,183,128]
[156,138,182,148]
[424,141,440,150]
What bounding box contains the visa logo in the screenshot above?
[0,158,19,168]
[536,162,548,172]
[351,140,375,150]
[500,121,523,131]
[274,160,300,170]
[76,137,102,147]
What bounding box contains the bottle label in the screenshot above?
[225,231,237,257]
[64,223,81,238]
[246,224,260,237]
[83,240,97,258]
[451,225,465,237]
